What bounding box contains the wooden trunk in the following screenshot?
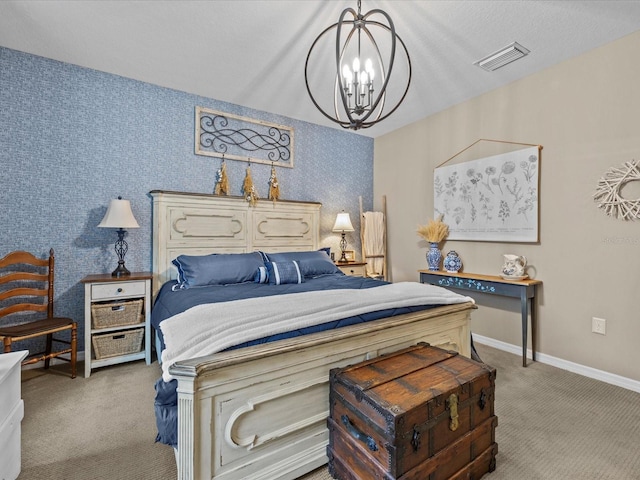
[327,343,497,480]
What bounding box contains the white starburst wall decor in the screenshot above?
[593,160,640,220]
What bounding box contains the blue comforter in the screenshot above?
[151,274,434,350]
[153,274,435,446]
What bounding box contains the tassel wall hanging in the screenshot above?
[268,164,280,203]
[214,158,229,195]
[243,165,259,206]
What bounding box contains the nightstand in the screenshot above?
[81,272,152,377]
[335,261,367,277]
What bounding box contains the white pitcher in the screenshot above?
[502,254,527,277]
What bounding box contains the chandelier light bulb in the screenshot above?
[360,72,369,93]
[352,57,360,73]
[365,58,373,75]
[342,65,352,84]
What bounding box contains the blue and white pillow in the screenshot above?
[254,266,269,284]
[266,260,304,285]
[264,250,341,277]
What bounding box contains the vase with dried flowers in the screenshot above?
[417,216,449,271]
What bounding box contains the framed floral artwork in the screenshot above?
[434,145,540,242]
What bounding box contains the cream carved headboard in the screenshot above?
[150,190,321,295]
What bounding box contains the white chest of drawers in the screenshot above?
[0,350,28,480]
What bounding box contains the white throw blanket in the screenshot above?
[160,281,473,381]
[363,211,385,277]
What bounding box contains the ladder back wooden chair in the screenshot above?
[0,249,77,378]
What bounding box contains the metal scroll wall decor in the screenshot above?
[593,159,640,220]
[195,107,294,168]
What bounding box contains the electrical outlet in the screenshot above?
[592,317,606,335]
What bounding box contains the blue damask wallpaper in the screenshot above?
[0,47,373,352]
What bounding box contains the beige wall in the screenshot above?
[374,30,640,382]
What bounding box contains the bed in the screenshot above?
[150,190,476,480]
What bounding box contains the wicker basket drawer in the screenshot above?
[92,328,144,360]
[91,299,143,329]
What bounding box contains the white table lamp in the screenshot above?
[98,197,140,277]
[332,211,355,263]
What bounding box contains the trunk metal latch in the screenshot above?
[447,393,459,431]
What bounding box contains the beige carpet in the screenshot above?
[19,359,175,480]
[18,344,640,479]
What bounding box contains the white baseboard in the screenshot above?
[473,334,640,394]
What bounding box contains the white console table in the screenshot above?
[0,350,28,480]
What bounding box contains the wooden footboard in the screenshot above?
[169,302,475,480]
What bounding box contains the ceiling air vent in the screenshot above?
[474,42,530,71]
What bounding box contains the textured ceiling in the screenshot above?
[2,0,640,138]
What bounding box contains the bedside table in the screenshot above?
[335,261,367,277]
[81,272,152,377]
